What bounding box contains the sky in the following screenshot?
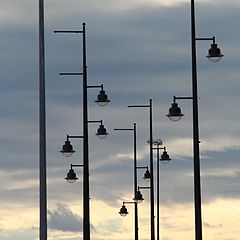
[0,0,240,239]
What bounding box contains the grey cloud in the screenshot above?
[48,203,84,232]
[203,222,223,229]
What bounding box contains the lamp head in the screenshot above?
[60,140,75,157]
[206,43,224,62]
[160,150,171,163]
[133,190,144,203]
[65,169,78,183]
[119,205,128,217]
[96,124,109,139]
[143,169,151,182]
[166,102,184,121]
[95,90,110,106]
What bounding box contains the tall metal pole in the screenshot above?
[128,99,155,240]
[156,146,160,240]
[149,99,155,240]
[39,0,47,239]
[191,1,203,240]
[114,124,139,240]
[82,22,91,240]
[133,123,139,240]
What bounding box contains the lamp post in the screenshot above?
[39,0,47,239]
[152,140,171,240]
[166,1,223,240]
[55,23,110,240]
[128,99,155,240]
[114,123,139,240]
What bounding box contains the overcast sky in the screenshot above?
[1,0,240,239]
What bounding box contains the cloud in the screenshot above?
[96,218,124,234]
[0,229,38,240]
[203,222,223,229]
[48,203,83,232]
[1,0,240,239]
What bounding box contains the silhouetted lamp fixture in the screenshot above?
[60,140,75,157]
[143,168,151,182]
[65,168,78,183]
[206,39,224,62]
[166,102,184,122]
[95,89,110,106]
[96,123,109,139]
[119,204,129,217]
[133,190,144,203]
[160,150,171,164]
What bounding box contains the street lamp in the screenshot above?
[54,23,110,240]
[60,134,83,156]
[119,187,150,215]
[136,186,151,203]
[114,123,139,240]
[93,120,109,139]
[136,166,151,182]
[166,99,184,122]
[133,189,144,203]
[119,202,130,217]
[60,135,78,157]
[143,168,151,181]
[152,140,171,240]
[206,36,224,62]
[119,201,138,224]
[95,84,111,106]
[128,99,155,240]
[65,164,83,183]
[166,1,223,240]
[160,149,171,164]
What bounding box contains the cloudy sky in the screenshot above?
[1,0,240,239]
